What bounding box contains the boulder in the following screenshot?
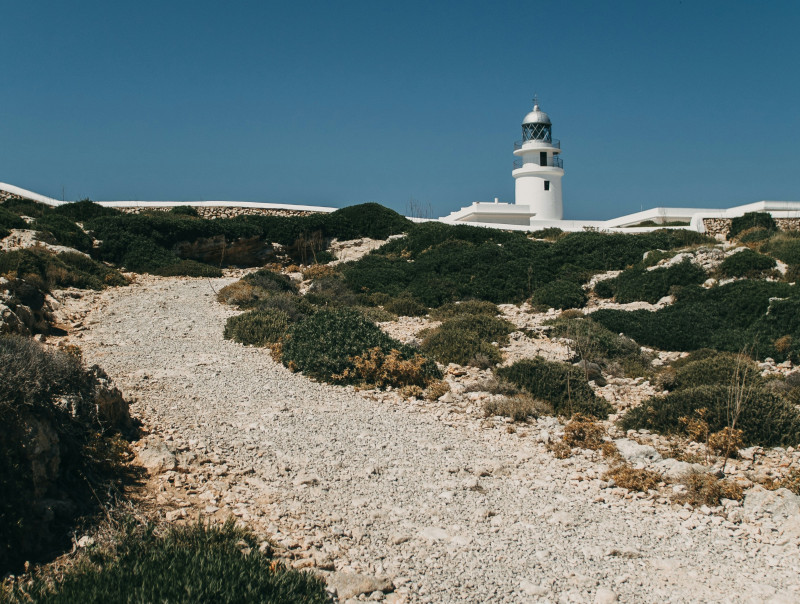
[326,572,394,600]
[743,485,800,523]
[613,438,662,465]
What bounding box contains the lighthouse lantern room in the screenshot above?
[512,98,564,220]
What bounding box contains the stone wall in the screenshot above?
[703,217,800,238]
[117,206,321,219]
[0,190,23,203]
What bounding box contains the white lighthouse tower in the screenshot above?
[512,98,564,220]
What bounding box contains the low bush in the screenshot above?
[383,295,428,317]
[343,223,711,308]
[223,309,289,346]
[728,212,777,240]
[150,260,223,277]
[242,268,297,293]
[429,300,500,320]
[255,292,315,322]
[593,278,615,299]
[169,205,200,217]
[528,227,564,241]
[484,393,553,421]
[718,249,776,278]
[302,264,338,280]
[323,203,413,240]
[531,279,587,309]
[280,308,440,386]
[603,464,661,492]
[51,199,119,221]
[562,414,606,449]
[591,280,800,361]
[338,347,435,388]
[663,352,761,392]
[0,249,127,290]
[600,259,706,304]
[546,316,639,362]
[8,519,328,603]
[425,379,451,401]
[619,385,800,447]
[1,198,48,218]
[420,315,514,366]
[304,276,361,308]
[642,249,677,268]
[496,357,613,418]
[32,214,93,252]
[217,282,261,307]
[672,471,743,506]
[0,207,27,236]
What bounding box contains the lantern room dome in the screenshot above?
[522,103,551,125]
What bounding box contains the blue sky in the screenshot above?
[1,1,798,219]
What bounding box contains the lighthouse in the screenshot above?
[512,98,564,220]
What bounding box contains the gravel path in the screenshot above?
[75,276,799,603]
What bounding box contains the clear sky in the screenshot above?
[1,1,799,219]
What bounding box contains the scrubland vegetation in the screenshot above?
[4,196,800,598]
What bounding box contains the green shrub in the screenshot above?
[719,249,776,278]
[546,316,639,361]
[224,309,289,346]
[242,268,297,293]
[384,295,428,317]
[281,308,439,386]
[32,214,93,252]
[10,519,328,604]
[728,212,777,240]
[0,198,49,218]
[52,199,119,221]
[169,205,200,217]
[619,385,800,447]
[0,207,27,233]
[0,249,127,290]
[421,329,502,367]
[496,357,613,418]
[323,203,413,240]
[420,314,514,366]
[343,223,712,308]
[593,278,616,299]
[664,353,761,391]
[531,279,587,309]
[429,299,500,319]
[591,280,800,361]
[150,260,223,277]
[604,259,707,304]
[254,292,315,322]
[305,276,361,308]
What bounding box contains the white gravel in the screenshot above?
[72,276,800,603]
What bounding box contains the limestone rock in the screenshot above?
[326,572,394,600]
[613,439,662,465]
[137,438,177,474]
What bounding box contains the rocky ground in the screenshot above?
[51,274,800,603]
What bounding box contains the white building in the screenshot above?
[442,100,800,233]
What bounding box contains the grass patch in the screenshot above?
[5,519,328,603]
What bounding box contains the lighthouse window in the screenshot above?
[544,181,550,191]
